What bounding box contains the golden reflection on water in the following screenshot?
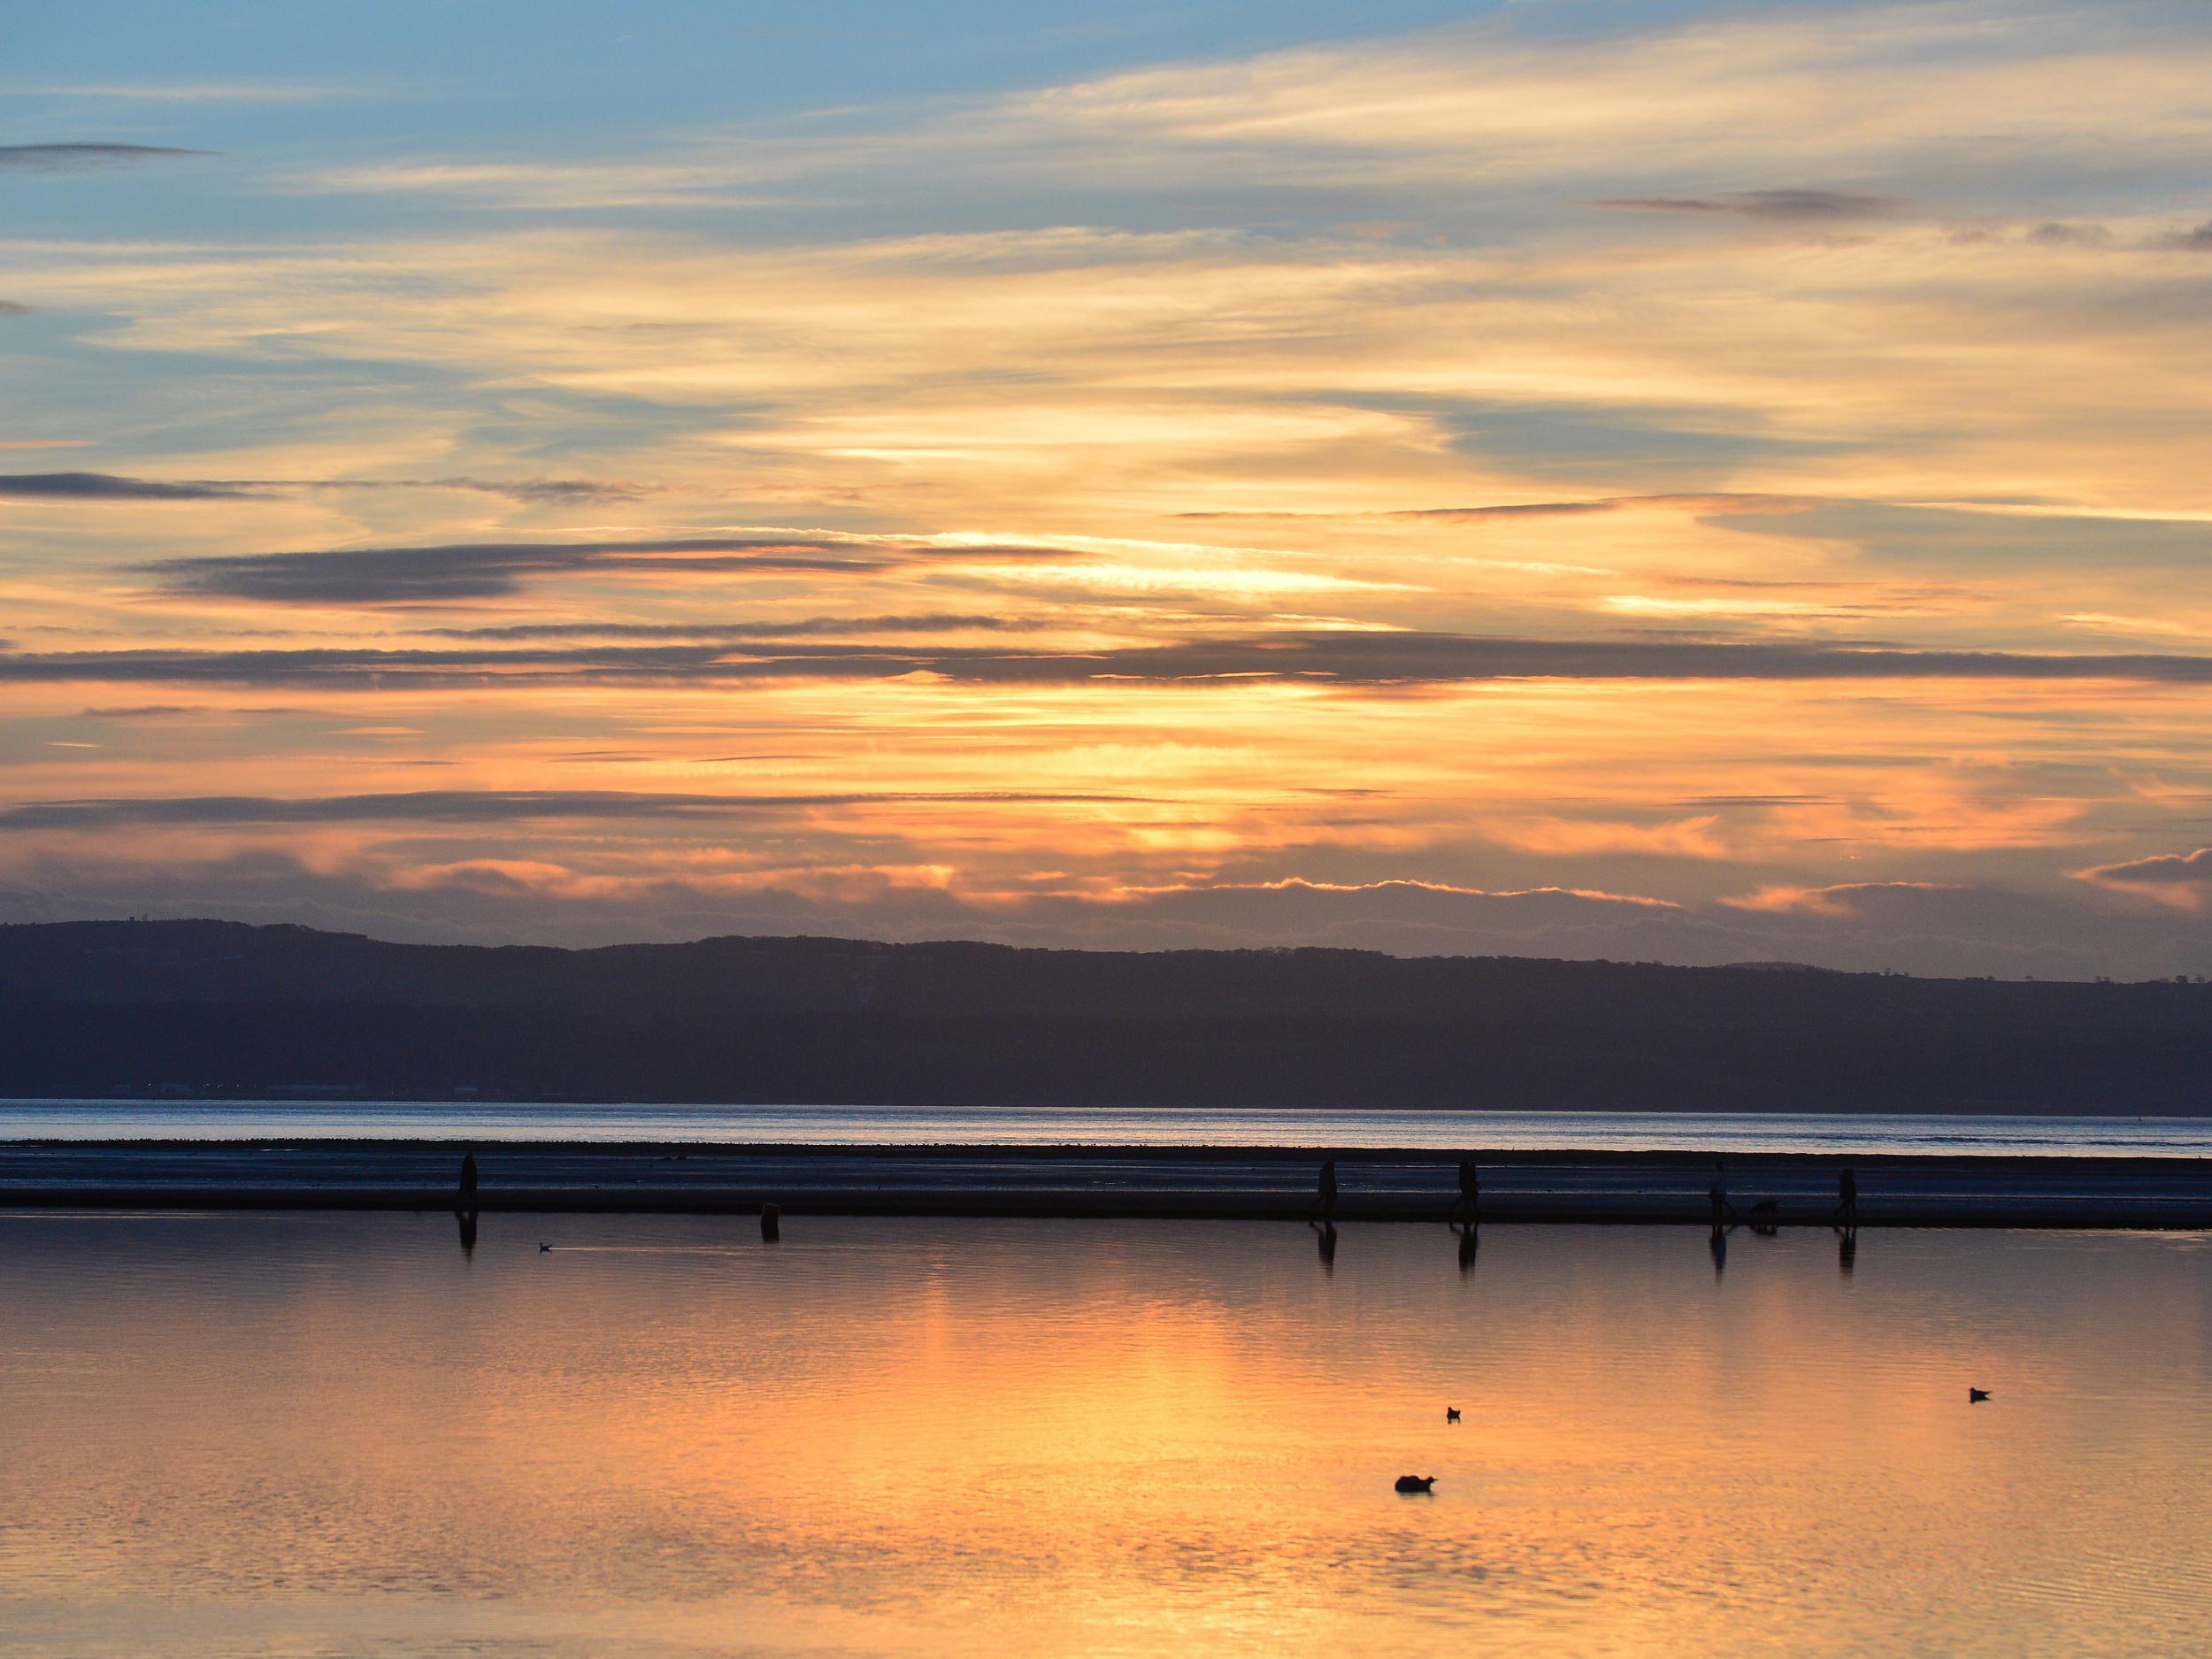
[2,1214,2210,1657]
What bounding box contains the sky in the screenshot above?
[4,0,2212,975]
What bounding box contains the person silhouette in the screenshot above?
[1458,1157,1480,1218]
[1835,1166,1858,1225]
[1318,1157,1339,1216]
[459,1150,479,1198]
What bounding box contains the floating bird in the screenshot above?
[1445,1407,1461,1423]
[539,1242,551,1253]
[1969,1387,1991,1402]
[1394,1475,1437,1494]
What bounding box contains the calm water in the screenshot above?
[2,1216,2209,1656]
[4,1100,2210,1156]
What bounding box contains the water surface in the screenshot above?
[5,1100,2210,1156]
[2,1214,2209,1656]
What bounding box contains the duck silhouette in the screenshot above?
[539,1242,552,1253]
[1445,1407,1461,1423]
[1969,1387,1991,1402]
[1394,1475,1438,1494]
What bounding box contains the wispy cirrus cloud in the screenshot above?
[18,81,361,104]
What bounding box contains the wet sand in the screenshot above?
[3,1141,2210,1225]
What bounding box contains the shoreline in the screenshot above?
[4,1141,2209,1227]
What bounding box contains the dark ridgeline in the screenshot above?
[4,918,2212,1110]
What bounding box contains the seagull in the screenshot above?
[1969,1387,1991,1402]
[1394,1475,1438,1494]
[539,1243,552,1253]
[1445,1407,1461,1423]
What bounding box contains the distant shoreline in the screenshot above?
[12,920,2212,1114]
[5,1141,2208,1228]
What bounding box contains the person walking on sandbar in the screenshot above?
[1458,1157,1481,1219]
[1709,1157,1733,1226]
[1318,1157,1339,1216]
[1835,1166,1858,1226]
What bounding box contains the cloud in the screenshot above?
[148,532,1089,605]
[299,475,649,504]
[0,788,1133,831]
[0,301,28,317]
[1387,493,1811,523]
[2174,221,2212,250]
[0,142,211,171]
[2075,847,2212,906]
[0,471,253,502]
[426,613,1025,641]
[8,629,2212,690]
[8,470,647,505]
[1724,880,1962,918]
[2026,220,2112,246]
[24,82,350,104]
[151,536,893,605]
[1588,189,1905,220]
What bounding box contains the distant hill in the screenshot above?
[2,919,2208,1112]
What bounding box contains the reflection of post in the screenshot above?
[760,1202,781,1243]
[1709,1225,1727,1278]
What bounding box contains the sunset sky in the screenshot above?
[6,0,2212,974]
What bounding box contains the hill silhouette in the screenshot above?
[1,918,2207,1111]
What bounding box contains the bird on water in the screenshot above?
[1969,1387,1991,1402]
[1445,1407,1461,1423]
[1395,1475,1437,1494]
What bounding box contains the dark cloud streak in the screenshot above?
[0,788,1139,830]
[0,472,253,501]
[150,534,1083,604]
[427,613,1025,641]
[1589,189,1904,219]
[0,142,211,171]
[8,631,2212,690]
